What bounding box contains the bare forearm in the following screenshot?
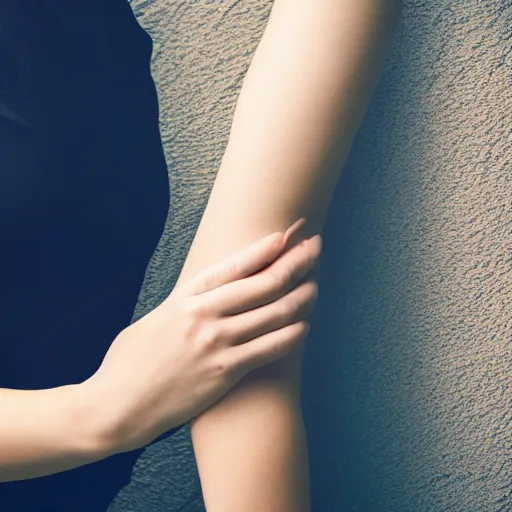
[0,383,108,482]
[176,1,402,510]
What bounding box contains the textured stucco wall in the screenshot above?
[109,1,512,511]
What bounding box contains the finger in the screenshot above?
[226,321,310,377]
[201,234,321,317]
[179,217,307,297]
[304,255,320,281]
[221,277,318,347]
[256,217,309,273]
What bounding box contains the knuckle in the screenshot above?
[202,269,217,290]
[224,260,240,280]
[183,299,209,339]
[197,323,220,347]
[287,296,302,316]
[267,266,291,290]
[278,298,297,322]
[185,297,208,319]
[206,260,239,288]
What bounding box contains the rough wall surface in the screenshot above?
[109,1,512,511]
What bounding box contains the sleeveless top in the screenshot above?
[0,1,179,510]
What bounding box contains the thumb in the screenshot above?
[179,218,307,297]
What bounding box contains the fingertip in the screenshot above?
[267,218,308,252]
[283,218,309,249]
[310,234,322,253]
[268,231,286,252]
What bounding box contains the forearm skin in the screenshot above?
[175,1,403,510]
[0,383,109,482]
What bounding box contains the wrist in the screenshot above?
[78,371,152,456]
[72,378,121,459]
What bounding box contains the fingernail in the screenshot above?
[285,218,306,241]
[282,218,307,250]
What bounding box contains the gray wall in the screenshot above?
[110,1,512,511]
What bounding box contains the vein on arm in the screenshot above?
[174,1,403,510]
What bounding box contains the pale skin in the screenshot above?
[0,219,321,481]
[0,0,402,505]
[172,0,403,511]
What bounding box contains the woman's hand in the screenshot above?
[84,218,321,454]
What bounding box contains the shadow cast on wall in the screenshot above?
[303,2,512,511]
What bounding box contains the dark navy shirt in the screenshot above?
[0,1,177,509]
